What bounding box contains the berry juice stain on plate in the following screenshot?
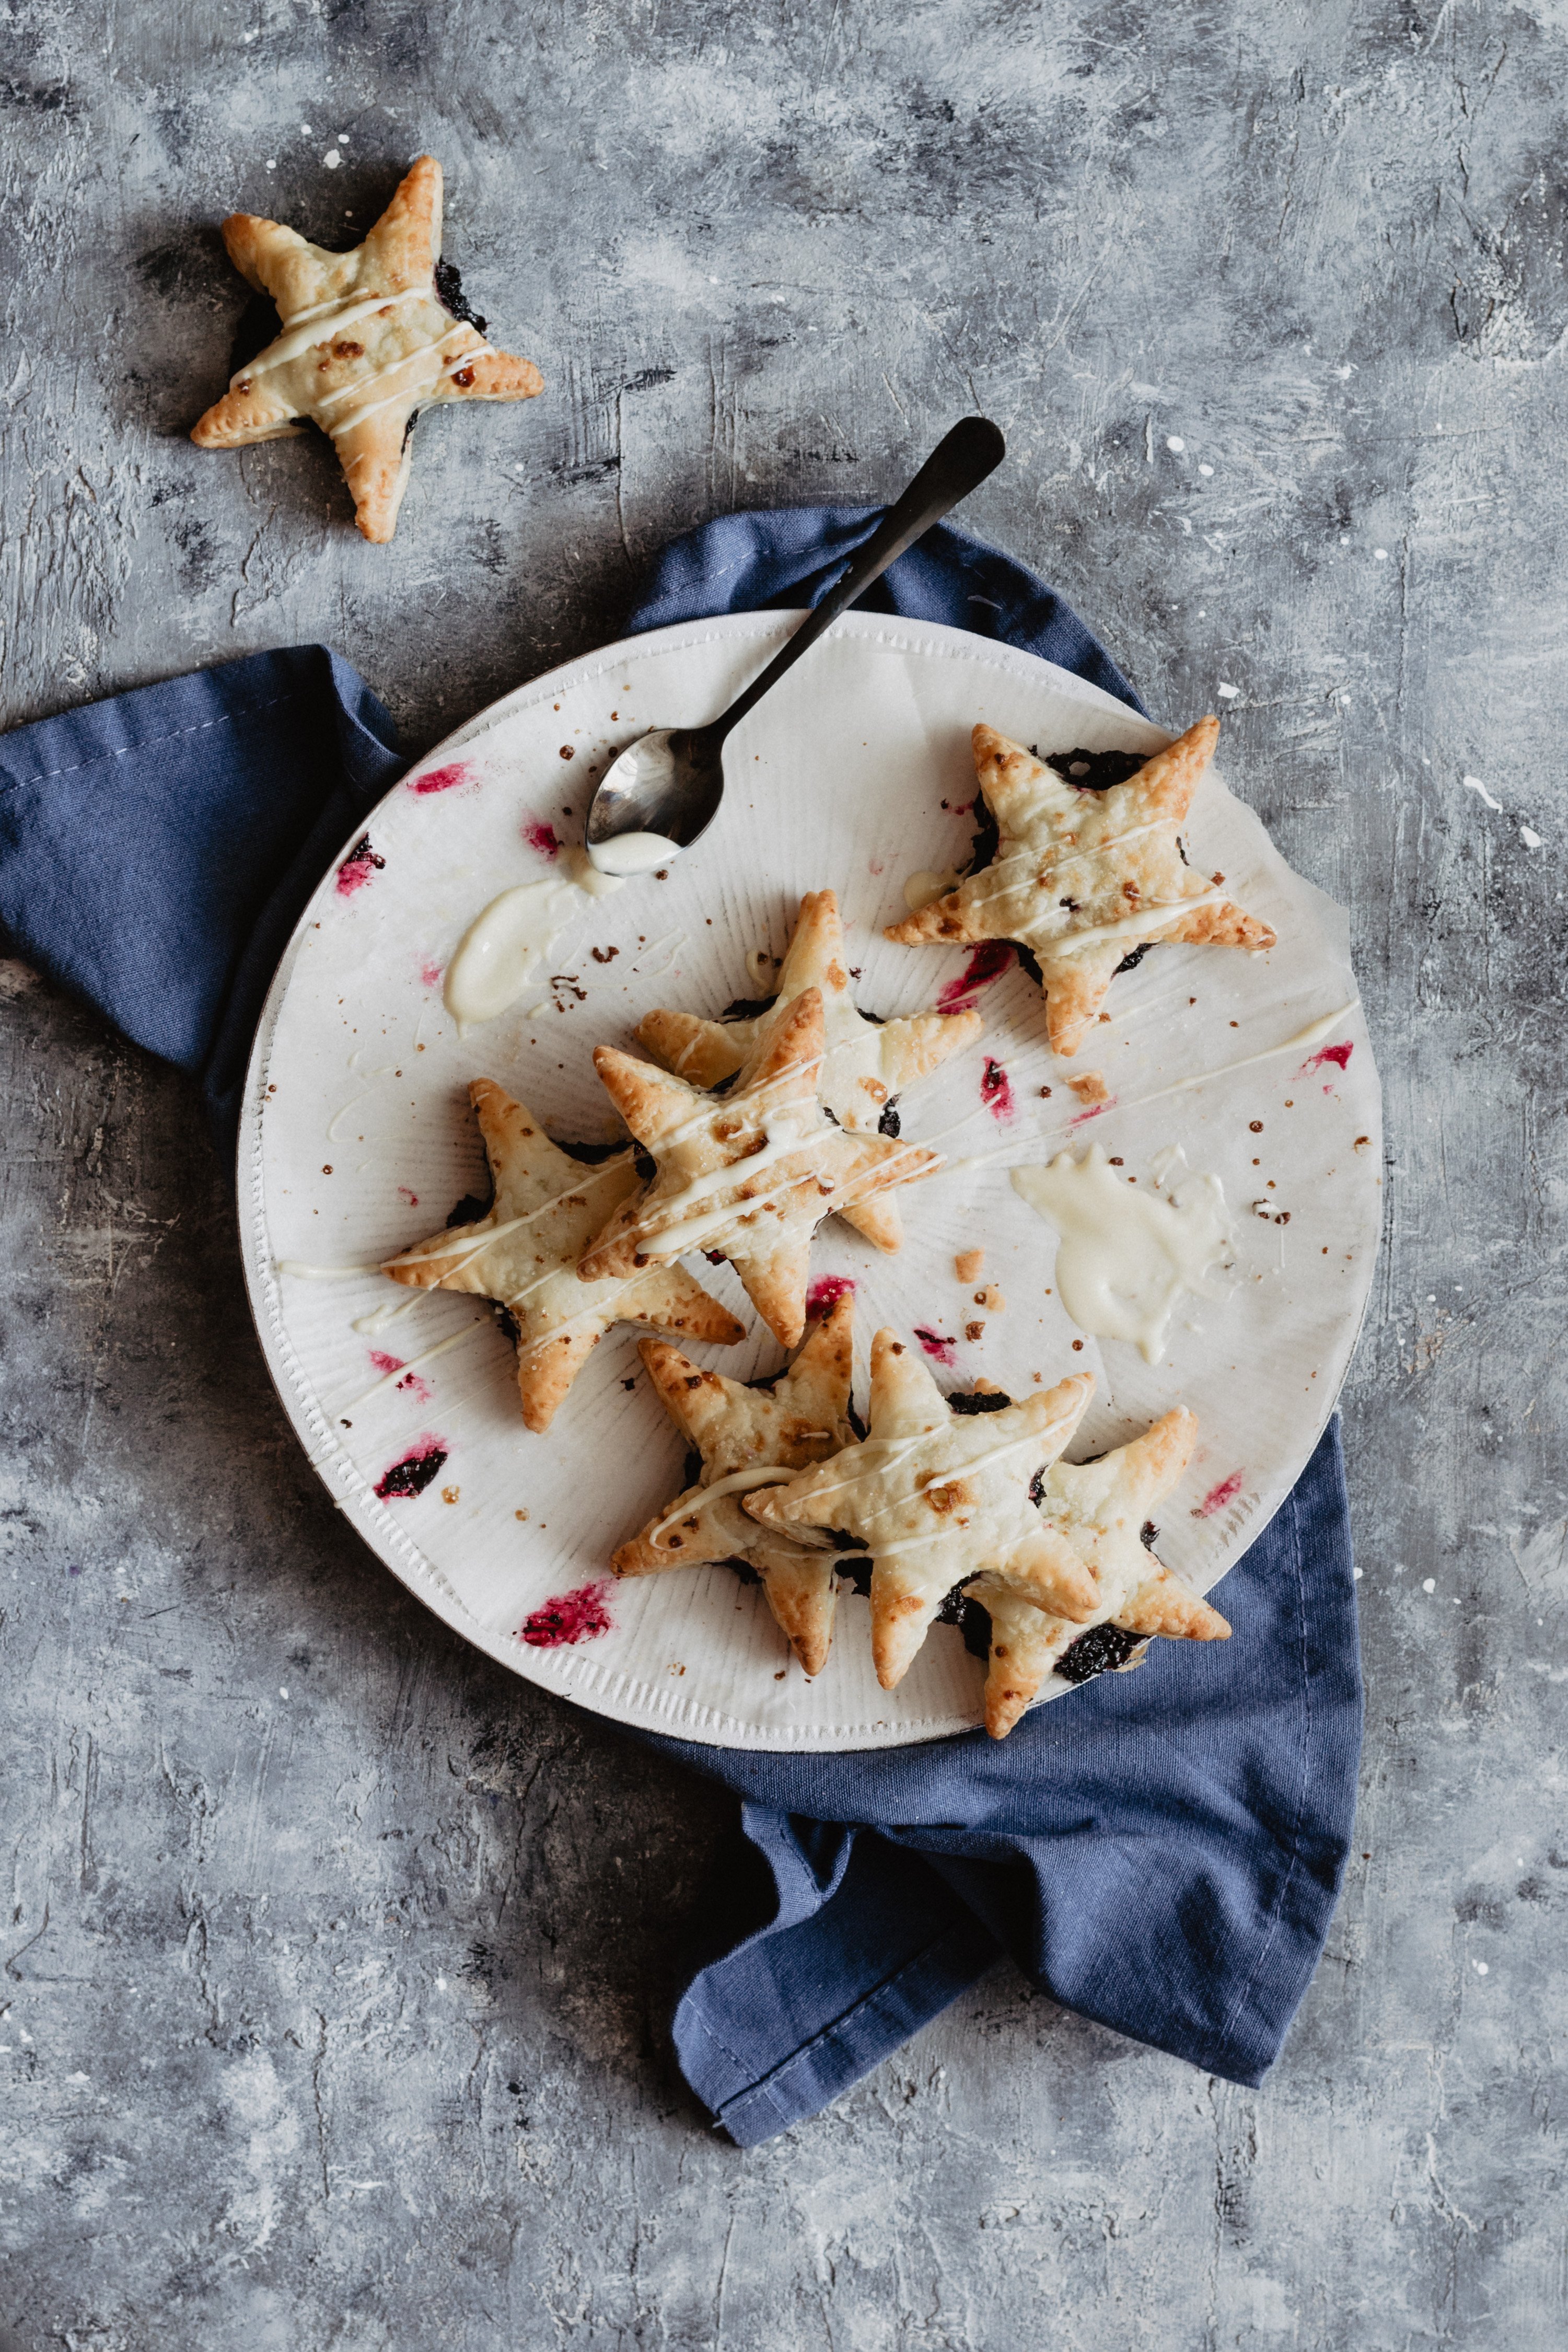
[520,1581,613,1648]
[407,762,471,796]
[980,1056,1015,1120]
[335,836,385,896]
[1194,1470,1245,1519]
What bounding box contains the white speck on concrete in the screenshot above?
[1462,777,1503,810]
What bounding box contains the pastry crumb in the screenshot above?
[441,1485,460,1504]
[955,1248,985,1282]
[975,1283,1005,1312]
[965,1320,985,1342]
[1066,1071,1109,1105]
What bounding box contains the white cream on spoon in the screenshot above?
[588,830,683,878]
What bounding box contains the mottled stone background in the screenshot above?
[3,1,1565,2345]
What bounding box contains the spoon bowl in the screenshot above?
[584,725,726,874]
[584,415,1005,876]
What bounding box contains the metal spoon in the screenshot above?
[584,414,1006,875]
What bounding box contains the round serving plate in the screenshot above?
[239,609,1380,1750]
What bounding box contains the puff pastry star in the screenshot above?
[967,1405,1230,1737]
[380,1079,742,1433]
[612,1290,859,1676]
[191,154,543,542]
[579,990,940,1348]
[887,719,1276,1056]
[637,888,981,1253]
[746,1328,1098,1689]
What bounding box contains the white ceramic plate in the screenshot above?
[239,610,1380,1749]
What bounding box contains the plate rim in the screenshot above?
[237,607,1377,1749]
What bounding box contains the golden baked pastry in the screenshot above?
[579,990,939,1348]
[968,1406,1230,1737]
[637,887,981,1253]
[191,155,542,541]
[745,1329,1098,1689]
[612,1290,860,1676]
[886,720,1275,1056]
[380,1079,742,1433]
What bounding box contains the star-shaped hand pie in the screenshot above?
[611,1290,859,1676]
[886,719,1276,1056]
[191,155,543,542]
[579,990,940,1348]
[636,888,981,1253]
[380,1079,742,1433]
[745,1328,1098,1689]
[966,1405,1231,1737]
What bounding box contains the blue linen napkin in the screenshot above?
[0,506,1362,2149]
[0,645,403,1140]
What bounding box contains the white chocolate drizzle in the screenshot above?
[1011,1144,1232,1364]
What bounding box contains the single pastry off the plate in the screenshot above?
[964,1404,1230,1738]
[637,887,982,1252]
[191,154,543,542]
[380,1078,742,1433]
[745,1328,1098,1689]
[612,1290,860,1676]
[886,719,1276,1056]
[579,990,940,1348]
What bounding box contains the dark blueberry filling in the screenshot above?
[560,1138,625,1165]
[1141,1519,1159,1550]
[719,994,777,1022]
[822,1104,841,1127]
[632,1142,657,1181]
[1056,1621,1144,1684]
[1038,745,1149,793]
[949,1390,1012,1415]
[933,1585,993,1660]
[446,1189,493,1228]
[878,1099,901,1137]
[375,1446,447,1501]
[433,258,487,334]
[401,409,419,453]
[494,1305,521,1345]
[1028,1466,1048,1505]
[1114,942,1152,977]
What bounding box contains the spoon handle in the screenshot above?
[710,414,1006,743]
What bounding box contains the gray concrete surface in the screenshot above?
[3,2,1565,2344]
